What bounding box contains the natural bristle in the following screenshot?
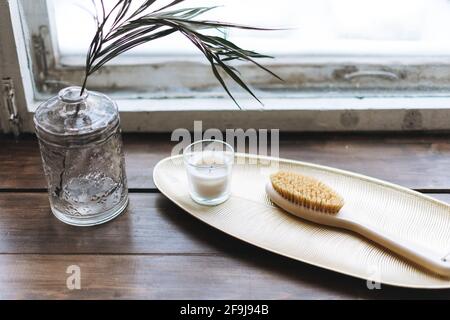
[270,171,344,214]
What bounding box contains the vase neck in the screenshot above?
[58,87,89,114]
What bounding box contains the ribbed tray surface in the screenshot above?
[154,154,450,288]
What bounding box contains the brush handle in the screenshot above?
[266,182,450,277]
[342,219,450,277]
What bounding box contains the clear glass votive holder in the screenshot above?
[183,140,234,206]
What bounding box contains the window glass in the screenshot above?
[50,0,450,59]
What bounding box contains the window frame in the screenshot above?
[2,0,450,134]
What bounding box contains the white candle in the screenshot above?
[189,165,229,199]
[185,152,233,205]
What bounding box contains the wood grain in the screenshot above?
[1,254,450,300]
[0,192,234,254]
[2,133,450,299]
[3,133,450,190]
[0,191,450,299]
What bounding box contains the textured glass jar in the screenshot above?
[34,87,128,226]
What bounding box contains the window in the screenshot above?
[28,0,450,97]
[2,0,450,133]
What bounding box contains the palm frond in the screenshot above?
[80,0,282,108]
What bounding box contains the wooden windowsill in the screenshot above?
[1,132,450,299]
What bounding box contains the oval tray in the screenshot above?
[153,154,450,288]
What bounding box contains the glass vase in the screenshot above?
[34,86,128,226]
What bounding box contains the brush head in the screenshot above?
[270,171,344,214]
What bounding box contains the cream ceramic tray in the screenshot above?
[153,154,450,288]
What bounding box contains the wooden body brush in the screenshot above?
[266,171,450,277]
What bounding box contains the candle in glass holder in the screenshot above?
[184,140,234,206]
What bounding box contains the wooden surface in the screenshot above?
[2,133,450,299]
